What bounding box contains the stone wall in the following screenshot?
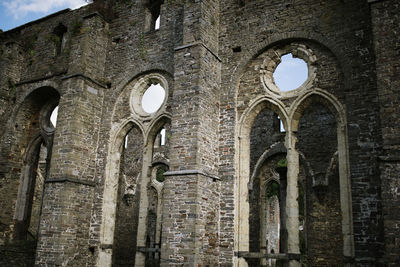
[0,0,397,266]
[298,103,342,266]
[370,1,400,265]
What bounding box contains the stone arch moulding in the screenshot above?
[110,70,172,125]
[39,98,59,136]
[115,68,173,95]
[289,89,354,260]
[143,113,172,146]
[235,97,289,265]
[248,142,286,191]
[16,81,61,106]
[97,119,145,267]
[238,96,289,134]
[231,33,346,99]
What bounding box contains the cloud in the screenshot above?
[3,0,88,19]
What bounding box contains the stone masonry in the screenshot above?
[0,0,399,266]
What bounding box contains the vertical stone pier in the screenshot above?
[35,13,108,266]
[160,0,222,266]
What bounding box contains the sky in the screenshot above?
[273,53,308,91]
[0,0,89,31]
[142,84,166,113]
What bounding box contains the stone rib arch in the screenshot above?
[144,113,172,147]
[249,144,316,192]
[289,90,354,260]
[289,88,346,132]
[238,96,289,135]
[97,119,145,266]
[16,81,61,107]
[114,69,173,96]
[248,142,286,191]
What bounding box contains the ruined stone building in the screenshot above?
[0,0,399,266]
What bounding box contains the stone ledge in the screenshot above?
[164,169,220,181]
[174,42,222,62]
[45,177,96,187]
[61,73,109,89]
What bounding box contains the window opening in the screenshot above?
[273,53,308,91]
[155,15,160,30]
[124,134,129,149]
[52,23,67,56]
[50,106,58,127]
[146,0,164,31]
[28,143,47,240]
[160,128,166,146]
[277,116,285,133]
[141,83,165,114]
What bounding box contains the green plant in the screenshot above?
[266,181,279,199]
[156,168,166,183]
[28,49,35,57]
[276,158,287,168]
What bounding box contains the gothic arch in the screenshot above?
[235,97,288,263]
[97,120,145,266]
[289,90,354,259]
[144,113,172,146]
[134,114,171,265]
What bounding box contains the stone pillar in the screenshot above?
[286,133,300,267]
[35,14,108,266]
[160,0,221,266]
[276,166,287,255]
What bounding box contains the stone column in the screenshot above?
[286,133,300,267]
[276,166,287,255]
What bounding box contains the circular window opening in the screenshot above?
[273,53,308,92]
[141,83,166,114]
[50,106,59,127]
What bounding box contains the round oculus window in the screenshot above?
[260,43,317,98]
[130,73,168,117]
[141,83,166,114]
